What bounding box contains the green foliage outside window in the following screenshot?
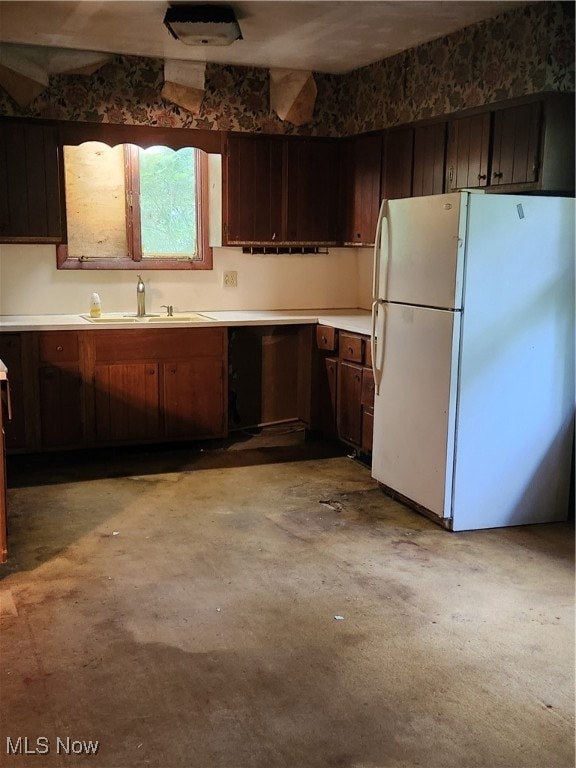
[139,147,198,258]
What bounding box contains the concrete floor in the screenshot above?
[0,432,574,768]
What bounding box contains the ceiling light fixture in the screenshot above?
[163,4,243,46]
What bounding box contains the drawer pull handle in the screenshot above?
[56,345,63,352]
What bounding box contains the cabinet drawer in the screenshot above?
[316,325,337,351]
[339,332,363,363]
[39,332,79,363]
[93,328,226,362]
[361,368,375,408]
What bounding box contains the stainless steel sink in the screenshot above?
[145,313,211,322]
[80,313,212,324]
[81,314,140,323]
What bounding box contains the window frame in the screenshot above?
[125,144,209,267]
[55,121,222,271]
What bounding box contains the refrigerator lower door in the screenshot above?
[371,303,461,519]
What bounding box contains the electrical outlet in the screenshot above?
[223,270,238,287]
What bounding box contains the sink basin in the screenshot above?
[80,313,212,324]
[145,313,211,322]
[81,314,140,323]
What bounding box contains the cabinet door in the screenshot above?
[412,123,447,197]
[446,113,490,191]
[163,359,226,439]
[381,127,414,200]
[322,357,338,439]
[343,133,382,245]
[39,364,84,447]
[490,102,541,186]
[223,134,283,244]
[94,363,160,443]
[0,334,27,450]
[0,120,62,242]
[284,138,340,243]
[337,361,363,447]
[361,367,375,453]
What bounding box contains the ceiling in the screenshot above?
[0,1,528,75]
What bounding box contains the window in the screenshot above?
[57,142,212,270]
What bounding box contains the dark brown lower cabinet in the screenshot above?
[0,328,228,452]
[0,377,8,563]
[338,361,363,446]
[361,368,375,453]
[92,328,227,446]
[228,325,312,430]
[164,358,226,439]
[320,357,338,439]
[94,363,161,443]
[314,325,374,454]
[39,364,84,447]
[37,331,85,448]
[0,333,28,450]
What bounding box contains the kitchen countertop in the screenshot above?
[0,309,372,335]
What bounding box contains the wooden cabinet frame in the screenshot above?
[0,328,228,453]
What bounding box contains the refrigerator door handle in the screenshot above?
[371,298,386,395]
[372,200,388,300]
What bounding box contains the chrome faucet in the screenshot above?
[136,275,146,317]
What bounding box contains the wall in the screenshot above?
[0,245,367,315]
[0,2,572,316]
[342,1,575,134]
[0,3,572,136]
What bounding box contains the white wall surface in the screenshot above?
[0,244,372,316]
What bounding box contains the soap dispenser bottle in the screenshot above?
[90,292,101,318]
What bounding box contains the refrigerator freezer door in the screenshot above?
[371,304,461,519]
[385,192,468,309]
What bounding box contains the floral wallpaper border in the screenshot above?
[0,1,573,137]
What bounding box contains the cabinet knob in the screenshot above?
[56,345,63,352]
[477,173,487,180]
[493,171,503,179]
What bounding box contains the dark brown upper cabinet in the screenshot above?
[446,113,491,192]
[490,102,541,187]
[222,133,284,245]
[412,122,447,197]
[381,127,414,201]
[284,137,340,244]
[342,133,382,245]
[487,95,574,194]
[223,133,340,246]
[0,119,63,243]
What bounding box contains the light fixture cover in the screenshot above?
[163,5,242,46]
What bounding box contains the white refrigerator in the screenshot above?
[370,191,575,531]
